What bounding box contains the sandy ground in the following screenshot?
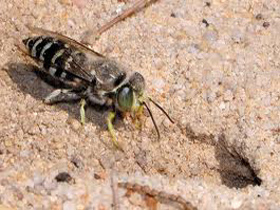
[0,0,280,209]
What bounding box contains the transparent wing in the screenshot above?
[26,25,104,57]
[26,25,104,83]
[59,49,95,83]
[26,25,128,92]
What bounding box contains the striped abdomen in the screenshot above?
[22,36,86,86]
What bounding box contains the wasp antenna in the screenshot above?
[143,101,160,140]
[148,97,175,123]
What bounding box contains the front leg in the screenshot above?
[132,105,144,130]
[107,111,124,152]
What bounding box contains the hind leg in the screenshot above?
[43,89,81,104]
[44,89,87,124]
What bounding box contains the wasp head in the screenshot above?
[116,72,174,139]
[116,72,145,113]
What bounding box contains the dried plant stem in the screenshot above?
[118,182,197,210]
[82,0,159,44]
[96,0,159,36]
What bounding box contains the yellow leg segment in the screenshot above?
[80,99,86,125]
[107,111,122,151]
[133,105,144,130]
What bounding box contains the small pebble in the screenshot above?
[71,156,84,169]
[255,13,263,20]
[263,22,270,28]
[94,172,107,180]
[202,19,209,27]
[94,173,102,179]
[170,13,176,18]
[55,172,73,183]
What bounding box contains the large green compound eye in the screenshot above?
[117,86,134,112]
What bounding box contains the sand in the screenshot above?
[0,0,279,209]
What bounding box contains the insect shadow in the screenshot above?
[214,133,262,189]
[5,62,126,131]
[185,124,262,189]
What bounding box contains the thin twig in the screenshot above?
[97,0,159,36]
[82,0,159,44]
[118,182,197,210]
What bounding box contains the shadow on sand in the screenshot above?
[4,62,126,131]
[214,133,262,188]
[185,124,262,189]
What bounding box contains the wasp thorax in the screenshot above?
[129,72,145,95]
[117,85,134,112]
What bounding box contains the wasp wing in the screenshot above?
[26,25,105,83]
[26,25,128,93]
[26,25,104,57]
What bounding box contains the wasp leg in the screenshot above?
[44,89,81,104]
[44,89,86,125]
[107,112,123,151]
[80,99,86,125]
[133,105,144,130]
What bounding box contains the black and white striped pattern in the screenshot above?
[23,36,78,82]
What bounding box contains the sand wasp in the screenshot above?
[19,26,174,149]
